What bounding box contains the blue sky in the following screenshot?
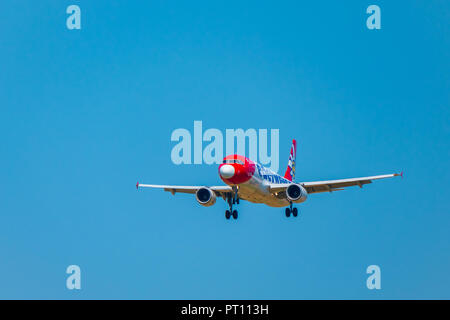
[0,1,449,299]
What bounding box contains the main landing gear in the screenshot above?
[225,187,239,220]
[285,202,299,218]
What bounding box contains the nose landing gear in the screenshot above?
[225,188,239,220]
[225,209,238,219]
[285,203,299,218]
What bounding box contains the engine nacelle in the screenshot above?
[286,183,308,203]
[195,187,217,207]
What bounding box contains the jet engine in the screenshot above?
[286,183,308,203]
[195,187,217,207]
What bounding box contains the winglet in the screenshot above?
[136,182,139,190]
[394,171,404,178]
[400,171,403,178]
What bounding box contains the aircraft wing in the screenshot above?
[136,182,233,196]
[270,172,402,194]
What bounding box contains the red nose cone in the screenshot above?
[219,155,255,185]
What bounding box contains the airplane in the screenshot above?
[137,139,402,220]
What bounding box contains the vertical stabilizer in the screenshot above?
[284,139,297,181]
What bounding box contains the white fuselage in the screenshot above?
[229,163,302,207]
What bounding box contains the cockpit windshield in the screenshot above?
[222,159,245,165]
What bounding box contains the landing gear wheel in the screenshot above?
[232,210,238,219]
[225,210,231,219]
[285,207,291,217]
[292,207,298,217]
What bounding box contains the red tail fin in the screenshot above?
[284,139,297,181]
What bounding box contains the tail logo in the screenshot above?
[288,156,295,179]
[284,140,297,182]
